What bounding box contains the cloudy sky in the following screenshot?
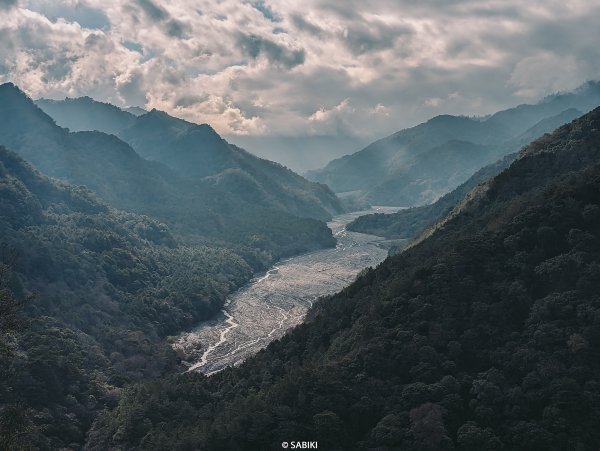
[1,0,599,166]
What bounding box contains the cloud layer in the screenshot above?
[1,0,599,140]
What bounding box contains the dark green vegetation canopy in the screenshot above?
[0,82,343,449]
[90,108,600,450]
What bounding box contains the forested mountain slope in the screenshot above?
[0,84,341,448]
[346,107,592,243]
[347,154,517,240]
[35,94,343,220]
[90,108,600,450]
[308,82,599,206]
[0,147,254,448]
[0,83,336,265]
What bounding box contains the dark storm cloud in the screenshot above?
[343,21,412,55]
[134,0,189,38]
[166,19,189,38]
[174,94,209,108]
[236,33,305,68]
[290,14,324,36]
[136,0,168,21]
[0,0,17,9]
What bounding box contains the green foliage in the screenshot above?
[91,108,600,449]
[0,84,343,448]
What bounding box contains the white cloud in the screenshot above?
[510,53,585,99]
[0,0,598,139]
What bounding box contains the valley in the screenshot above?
[174,207,400,375]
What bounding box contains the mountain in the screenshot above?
[35,95,344,220]
[0,83,337,266]
[0,147,254,447]
[89,108,600,450]
[346,108,588,243]
[347,153,517,240]
[36,96,137,136]
[307,82,600,206]
[0,84,339,448]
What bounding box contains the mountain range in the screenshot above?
[88,105,600,451]
[3,80,600,449]
[347,153,518,243]
[0,83,345,448]
[0,84,344,261]
[307,82,600,207]
[35,95,343,221]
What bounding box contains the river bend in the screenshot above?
[173,207,398,376]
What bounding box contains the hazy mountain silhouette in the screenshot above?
[35,94,344,220]
[308,82,600,206]
[0,83,338,262]
[346,107,588,243]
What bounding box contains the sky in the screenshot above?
[1,0,599,169]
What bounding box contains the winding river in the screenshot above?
[173,207,399,376]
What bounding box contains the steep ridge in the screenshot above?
[347,153,517,240]
[35,94,344,220]
[36,96,137,136]
[0,83,336,265]
[308,82,600,206]
[346,107,586,242]
[90,108,600,450]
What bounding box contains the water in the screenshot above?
[173,207,399,376]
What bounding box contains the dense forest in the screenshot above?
[88,108,600,450]
[0,147,254,447]
[0,83,343,449]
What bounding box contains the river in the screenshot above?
[173,207,400,376]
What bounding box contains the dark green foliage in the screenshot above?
[0,83,340,448]
[308,83,598,206]
[0,148,260,447]
[91,109,600,450]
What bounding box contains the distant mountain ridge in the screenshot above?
[0,82,339,266]
[35,94,344,220]
[346,107,591,244]
[347,152,518,241]
[307,81,600,206]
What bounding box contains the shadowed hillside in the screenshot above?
[89,108,600,450]
[35,94,344,221]
[0,83,337,266]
